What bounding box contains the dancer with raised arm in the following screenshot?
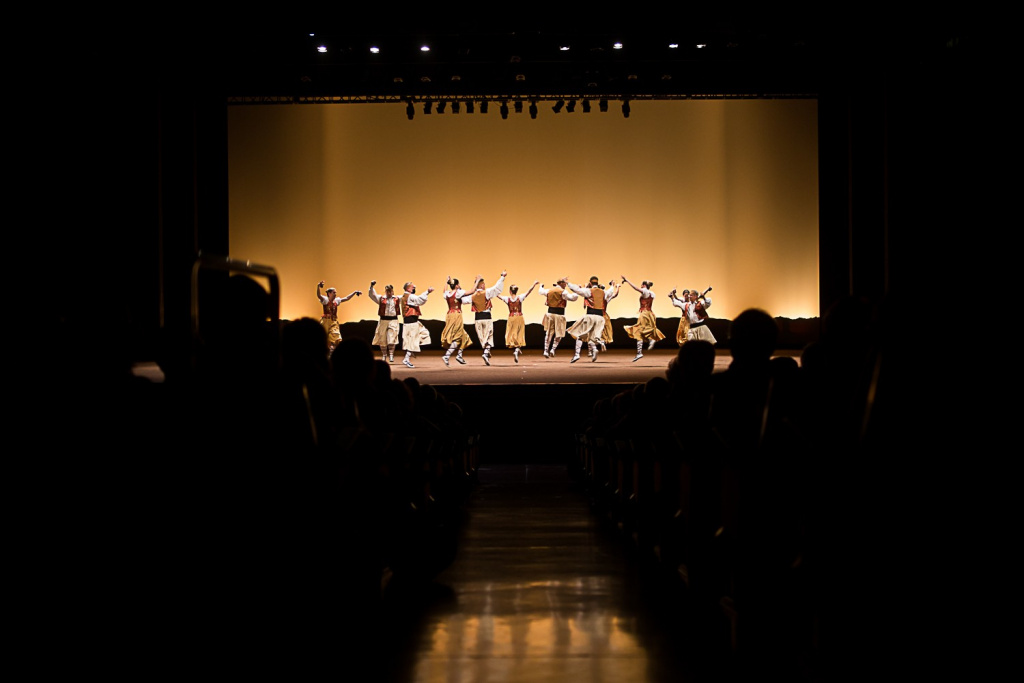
[682,286,717,344]
[621,276,666,362]
[498,280,539,363]
[441,275,473,367]
[538,277,579,358]
[367,280,401,362]
[469,270,506,366]
[668,288,691,347]
[399,281,434,368]
[317,280,362,355]
[565,278,607,363]
[600,278,619,349]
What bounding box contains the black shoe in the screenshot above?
[456,356,466,365]
[404,359,415,368]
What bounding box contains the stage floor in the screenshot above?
[132,348,801,386]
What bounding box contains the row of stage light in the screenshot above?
[407,98,629,120]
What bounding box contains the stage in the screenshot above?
[131,348,801,387]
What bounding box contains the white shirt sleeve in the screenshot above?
[368,286,381,304]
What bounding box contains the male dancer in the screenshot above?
[538,277,578,358]
[621,276,666,362]
[498,280,539,363]
[399,281,434,368]
[682,287,717,344]
[367,280,401,362]
[441,275,473,366]
[566,279,607,363]
[668,288,691,346]
[469,270,506,366]
[317,280,361,355]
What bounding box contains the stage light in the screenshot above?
[480,100,489,114]
[622,100,630,118]
[514,100,523,114]
[552,99,564,113]
[437,100,447,114]
[423,100,432,115]
[452,100,460,114]
[406,101,414,120]
[500,101,509,119]
[582,100,591,113]
[465,100,474,114]
[599,99,608,112]
[529,100,538,119]
[566,99,576,113]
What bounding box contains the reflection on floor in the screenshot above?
[378,463,731,683]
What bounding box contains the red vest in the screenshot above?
[639,294,653,312]
[507,297,523,316]
[322,299,338,320]
[402,292,421,317]
[378,296,398,317]
[447,292,464,313]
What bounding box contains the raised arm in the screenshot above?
[487,270,507,298]
[368,280,381,304]
[317,280,326,302]
[523,280,540,299]
[338,289,362,303]
[621,276,644,293]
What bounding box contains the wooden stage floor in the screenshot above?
[131,348,801,386]
[381,348,799,386]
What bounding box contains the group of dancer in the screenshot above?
[317,274,717,367]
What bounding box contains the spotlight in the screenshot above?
[480,99,489,114]
[599,99,608,112]
[423,100,432,115]
[437,100,447,114]
[621,100,630,118]
[566,99,576,113]
[452,100,460,114]
[529,101,538,119]
[552,99,564,113]
[582,100,591,113]
[500,101,509,119]
[406,101,414,120]
[465,99,474,114]
[514,100,523,114]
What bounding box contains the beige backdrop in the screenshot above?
[228,99,819,325]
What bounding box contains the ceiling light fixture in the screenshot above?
[599,99,608,113]
[480,100,489,114]
[621,100,631,118]
[514,100,523,114]
[566,100,576,113]
[500,101,509,119]
[552,99,564,113]
[529,100,538,119]
[582,100,591,113]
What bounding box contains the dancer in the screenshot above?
[399,281,434,368]
[367,280,401,362]
[682,286,717,344]
[441,275,474,366]
[317,280,362,355]
[621,276,666,362]
[498,280,539,363]
[566,279,607,363]
[668,288,691,346]
[538,277,579,358]
[600,278,620,348]
[469,270,506,366]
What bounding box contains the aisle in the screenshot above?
[379,464,712,683]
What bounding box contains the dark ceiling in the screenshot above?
[183,17,976,104]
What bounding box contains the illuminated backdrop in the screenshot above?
[228,99,819,324]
